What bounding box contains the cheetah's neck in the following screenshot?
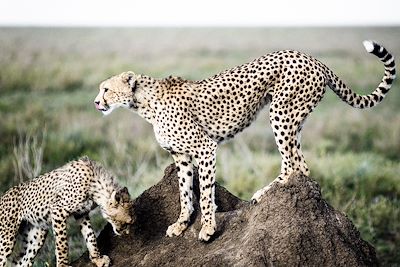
[89,161,120,209]
[131,75,160,124]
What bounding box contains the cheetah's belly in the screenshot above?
[24,207,52,229]
[193,90,271,143]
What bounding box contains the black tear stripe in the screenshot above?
[102,90,109,109]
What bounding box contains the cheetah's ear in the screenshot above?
[121,71,137,90]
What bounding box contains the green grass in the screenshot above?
[0,27,399,266]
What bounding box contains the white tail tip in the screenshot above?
[363,40,374,53]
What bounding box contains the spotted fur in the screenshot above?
[94,41,395,241]
[0,157,132,267]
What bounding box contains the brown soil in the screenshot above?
[74,164,378,267]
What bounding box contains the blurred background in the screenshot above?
[0,0,399,266]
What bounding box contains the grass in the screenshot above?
[0,27,399,266]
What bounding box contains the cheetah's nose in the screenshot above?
[94,101,100,110]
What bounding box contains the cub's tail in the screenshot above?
[325,41,396,108]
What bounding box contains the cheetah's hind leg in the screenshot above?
[251,101,297,203]
[14,224,47,267]
[251,95,316,204]
[0,223,19,267]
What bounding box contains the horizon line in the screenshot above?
[1,23,399,28]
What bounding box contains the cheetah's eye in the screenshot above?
[104,88,109,92]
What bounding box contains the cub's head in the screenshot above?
[94,71,139,115]
[101,187,133,235]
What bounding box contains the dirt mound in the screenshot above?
[74,164,378,266]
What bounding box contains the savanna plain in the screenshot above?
[0,27,399,266]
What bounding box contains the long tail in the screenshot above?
[324,41,396,108]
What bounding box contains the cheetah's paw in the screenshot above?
[92,255,111,267]
[250,188,266,204]
[166,221,188,237]
[198,224,216,242]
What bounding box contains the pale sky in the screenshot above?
[1,0,399,27]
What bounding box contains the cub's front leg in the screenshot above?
[166,153,194,237]
[77,215,110,267]
[51,209,71,267]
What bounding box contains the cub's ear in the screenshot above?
[120,187,131,202]
[111,187,131,205]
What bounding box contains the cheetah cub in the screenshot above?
[94,41,395,241]
[0,156,132,267]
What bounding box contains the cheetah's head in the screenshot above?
[101,187,133,235]
[94,71,140,115]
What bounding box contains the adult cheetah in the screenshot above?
[0,156,132,267]
[94,41,395,241]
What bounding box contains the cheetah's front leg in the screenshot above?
[166,153,194,237]
[51,209,71,267]
[77,215,110,267]
[196,143,218,242]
